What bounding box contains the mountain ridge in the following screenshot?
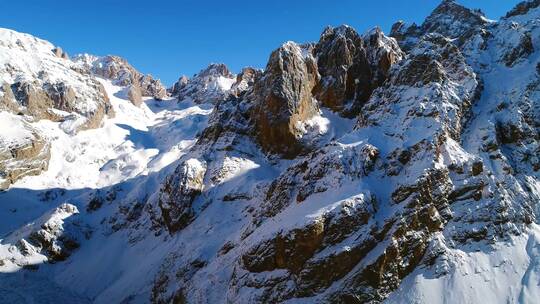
[0,1,539,303]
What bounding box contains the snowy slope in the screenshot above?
[0,78,213,302]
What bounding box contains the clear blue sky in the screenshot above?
[0,0,522,85]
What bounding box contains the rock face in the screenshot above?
[73,54,168,102]
[505,0,540,18]
[173,63,237,104]
[251,42,320,158]
[313,26,403,117]
[248,28,402,157]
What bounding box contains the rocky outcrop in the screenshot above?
[363,28,404,87]
[52,46,69,59]
[5,79,112,131]
[7,204,87,263]
[73,54,167,101]
[251,42,320,158]
[158,158,207,233]
[312,25,365,115]
[0,113,50,190]
[126,84,143,106]
[505,0,540,18]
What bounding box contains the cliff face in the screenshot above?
[0,1,540,303]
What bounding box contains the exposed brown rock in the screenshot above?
[251,42,320,158]
[126,84,143,107]
[0,82,19,113]
[313,26,403,117]
[243,220,325,274]
[6,79,113,131]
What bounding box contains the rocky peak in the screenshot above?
[73,54,167,104]
[169,75,189,96]
[363,27,405,87]
[230,67,262,98]
[391,0,490,50]
[505,0,540,18]
[312,25,364,115]
[313,25,403,117]
[251,41,320,158]
[197,63,233,78]
[173,63,236,104]
[424,0,488,36]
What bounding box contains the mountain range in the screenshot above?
[0,0,539,303]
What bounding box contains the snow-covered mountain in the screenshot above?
[0,1,539,303]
